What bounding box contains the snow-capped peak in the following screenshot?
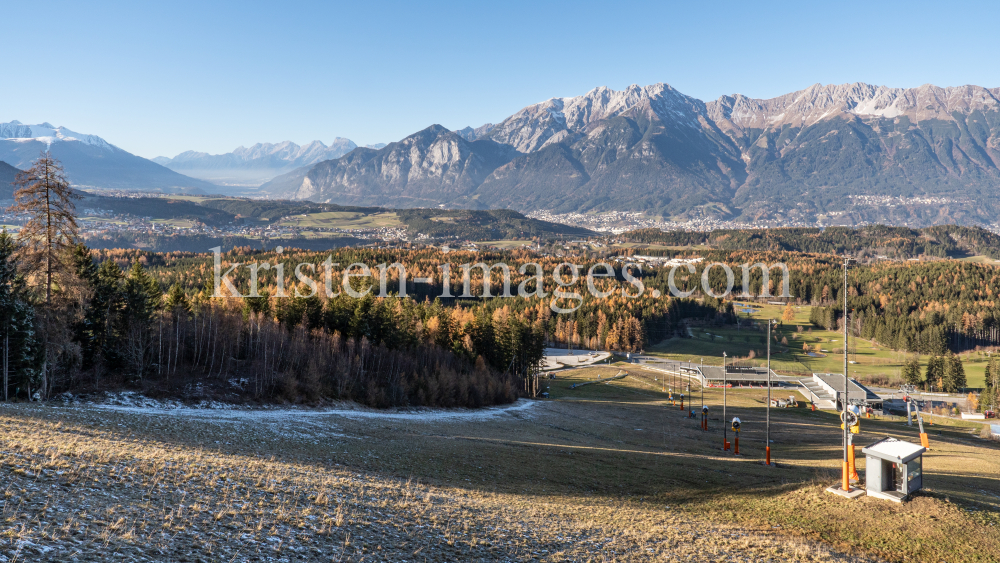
[0,121,115,150]
[484,83,706,153]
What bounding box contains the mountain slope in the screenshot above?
[706,83,1000,223]
[0,160,19,199]
[473,85,745,216]
[0,121,216,194]
[262,125,521,207]
[272,85,745,217]
[155,139,359,186]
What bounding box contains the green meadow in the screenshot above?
[648,303,988,388]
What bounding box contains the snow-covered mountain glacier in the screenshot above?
[0,121,115,149]
[154,138,371,186]
[0,120,216,194]
[261,82,1000,226]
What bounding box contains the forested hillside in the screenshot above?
[622,225,1000,259]
[82,232,366,253]
[626,247,1000,355]
[395,208,592,239]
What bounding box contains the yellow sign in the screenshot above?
[840,422,860,434]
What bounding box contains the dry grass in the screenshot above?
[1,366,998,562]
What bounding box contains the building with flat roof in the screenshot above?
[627,358,883,409]
[863,437,926,502]
[802,373,881,410]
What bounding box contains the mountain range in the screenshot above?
[7,81,1000,227]
[260,82,1000,226]
[0,121,217,194]
[153,139,386,186]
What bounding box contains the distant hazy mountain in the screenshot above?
[0,121,216,194]
[0,160,19,199]
[155,139,362,186]
[262,82,1000,226]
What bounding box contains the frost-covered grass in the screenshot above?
[2,367,998,562]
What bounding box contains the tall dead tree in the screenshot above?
[8,153,80,399]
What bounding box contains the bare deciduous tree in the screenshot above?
[7,152,81,399]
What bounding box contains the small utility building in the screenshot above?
[862,437,926,502]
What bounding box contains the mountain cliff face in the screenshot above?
[155,138,359,186]
[261,83,1000,225]
[0,121,216,194]
[265,125,520,207]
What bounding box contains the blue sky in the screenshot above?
[2,0,998,159]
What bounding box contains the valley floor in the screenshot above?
[1,365,998,562]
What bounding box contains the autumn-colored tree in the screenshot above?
[967,392,979,413]
[782,303,794,322]
[7,153,80,398]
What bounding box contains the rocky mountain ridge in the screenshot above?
[262,82,1000,226]
[267,125,520,207]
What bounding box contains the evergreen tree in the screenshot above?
[924,356,945,391]
[76,256,127,378]
[986,356,1000,411]
[165,283,190,314]
[902,357,922,386]
[0,230,39,400]
[985,358,993,410]
[943,354,967,393]
[120,262,162,379]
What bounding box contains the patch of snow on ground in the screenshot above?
[85,394,540,423]
[333,399,539,422]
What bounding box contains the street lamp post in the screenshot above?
[766,319,775,465]
[841,256,852,491]
[723,351,728,450]
[700,357,704,415]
